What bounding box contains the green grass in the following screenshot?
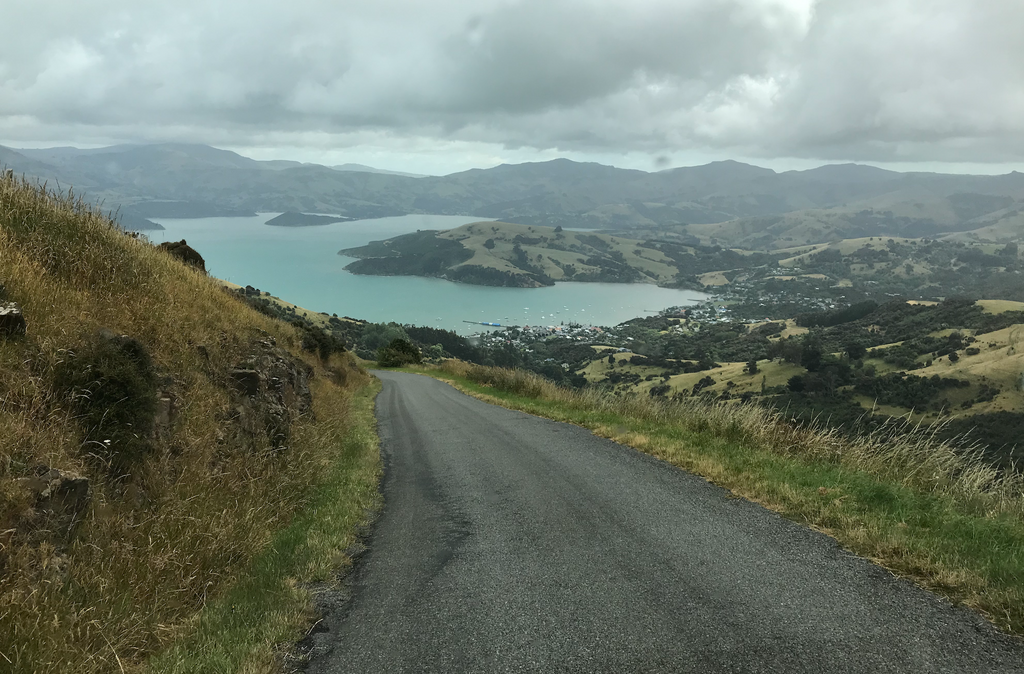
[145,379,382,674]
[399,361,1024,636]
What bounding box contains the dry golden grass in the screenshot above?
[978,299,1024,315]
[436,220,679,283]
[0,174,375,672]
[438,361,1023,517]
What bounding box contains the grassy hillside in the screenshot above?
[0,175,380,672]
[676,197,1023,250]
[567,298,1024,470]
[341,221,778,288]
[342,221,683,287]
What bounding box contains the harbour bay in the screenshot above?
[148,214,708,333]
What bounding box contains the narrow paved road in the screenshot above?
[306,371,1024,673]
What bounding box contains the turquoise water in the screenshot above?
[148,214,708,334]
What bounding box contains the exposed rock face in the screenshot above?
[157,239,206,273]
[226,337,313,451]
[14,466,91,541]
[153,375,177,437]
[0,301,26,337]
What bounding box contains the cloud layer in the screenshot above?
[1,0,1022,165]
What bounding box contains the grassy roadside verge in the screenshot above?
[144,377,382,674]
[398,361,1024,636]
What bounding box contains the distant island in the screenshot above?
[266,211,351,227]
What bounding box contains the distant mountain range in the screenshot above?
[1,143,1022,248]
[330,163,426,178]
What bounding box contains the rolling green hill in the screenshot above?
[341,221,778,288]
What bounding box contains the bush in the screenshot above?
[52,331,157,474]
[358,322,409,358]
[296,322,347,361]
[377,338,422,367]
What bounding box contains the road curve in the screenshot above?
[305,371,1024,673]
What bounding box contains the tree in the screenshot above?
[745,358,759,375]
[692,375,715,395]
[483,238,496,249]
[801,344,823,372]
[423,344,445,361]
[377,338,422,367]
[844,341,867,361]
[358,322,409,356]
[948,351,960,363]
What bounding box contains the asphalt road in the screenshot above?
[305,371,1024,673]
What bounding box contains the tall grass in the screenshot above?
[435,359,1024,632]
[440,360,1024,517]
[0,173,375,672]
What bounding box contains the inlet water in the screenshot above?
[149,214,708,333]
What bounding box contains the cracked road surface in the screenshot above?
[306,371,1024,673]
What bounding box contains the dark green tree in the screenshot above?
[377,338,422,367]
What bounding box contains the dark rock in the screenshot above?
[155,394,173,431]
[229,368,261,397]
[0,301,26,337]
[15,466,91,541]
[34,468,91,517]
[226,340,313,451]
[157,239,206,273]
[154,376,177,436]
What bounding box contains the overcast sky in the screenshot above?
[1,0,1022,175]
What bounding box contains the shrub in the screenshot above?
[296,321,347,361]
[358,322,410,358]
[377,338,422,367]
[52,331,157,474]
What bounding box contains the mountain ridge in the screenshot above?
[2,143,1022,247]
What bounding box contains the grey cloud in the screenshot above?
[1,0,1022,164]
[431,0,795,114]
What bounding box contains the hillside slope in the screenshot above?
[341,221,777,288]
[341,221,683,287]
[0,174,378,672]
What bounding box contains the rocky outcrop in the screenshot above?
[13,466,91,542]
[157,239,206,273]
[226,336,313,451]
[0,301,26,337]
